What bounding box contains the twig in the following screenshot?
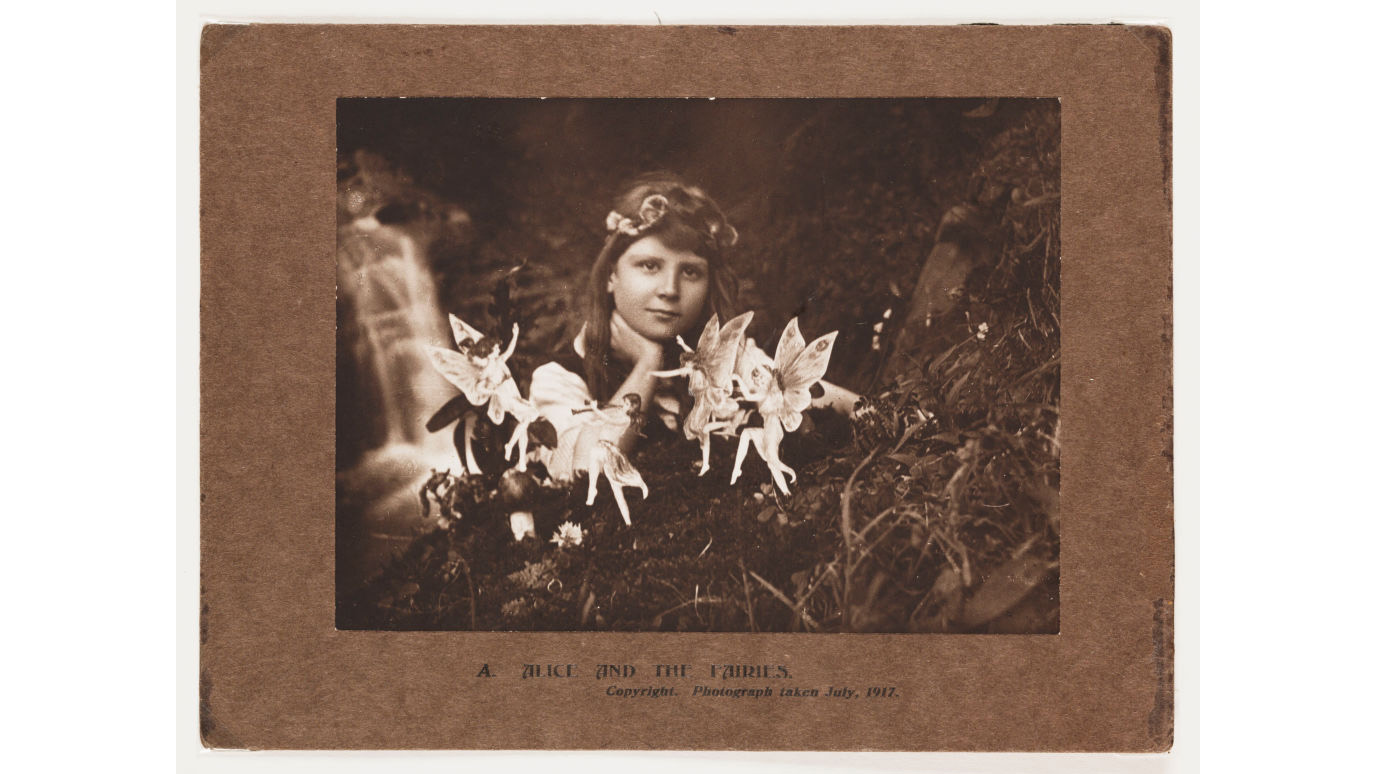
[650,596,730,629]
[929,335,975,373]
[698,533,713,558]
[580,591,597,629]
[794,504,902,613]
[1017,227,1048,255]
[840,447,881,631]
[849,517,906,572]
[1012,355,1061,388]
[748,570,820,632]
[738,561,758,633]
[457,556,477,631]
[1045,287,1061,330]
[647,576,688,603]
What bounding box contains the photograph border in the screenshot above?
[200,23,1172,751]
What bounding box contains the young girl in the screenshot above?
[529,172,856,483]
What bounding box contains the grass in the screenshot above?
[336,98,1061,633]
[338,198,1060,634]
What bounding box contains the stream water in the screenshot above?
[336,214,463,593]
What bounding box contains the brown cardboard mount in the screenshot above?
[200,24,1172,751]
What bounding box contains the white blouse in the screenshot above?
[527,328,680,482]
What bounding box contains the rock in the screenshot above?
[877,194,1009,387]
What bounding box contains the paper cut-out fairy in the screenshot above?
[425,314,522,476]
[494,390,545,473]
[568,394,649,525]
[651,311,754,474]
[730,318,838,496]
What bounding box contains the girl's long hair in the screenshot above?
[582,173,739,401]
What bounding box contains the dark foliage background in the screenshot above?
[336,98,1061,633]
[337,99,1053,387]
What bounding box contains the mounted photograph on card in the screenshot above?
[334,97,1062,634]
[201,24,1171,751]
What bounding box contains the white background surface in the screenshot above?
[14,0,1332,771]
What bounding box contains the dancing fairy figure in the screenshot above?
[493,384,544,473]
[570,394,649,525]
[651,311,754,474]
[425,314,521,475]
[730,318,838,496]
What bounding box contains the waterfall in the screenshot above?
[337,214,462,491]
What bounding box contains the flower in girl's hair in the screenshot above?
[637,194,669,228]
[606,210,637,235]
[604,193,737,248]
[605,194,672,238]
[976,322,989,341]
[706,219,739,247]
[550,521,585,549]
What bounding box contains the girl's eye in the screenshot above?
[681,265,704,280]
[638,260,660,272]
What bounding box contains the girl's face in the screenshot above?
[607,233,710,342]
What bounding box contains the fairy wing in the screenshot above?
[734,338,776,402]
[701,311,754,390]
[772,317,808,375]
[683,396,717,439]
[598,440,647,491]
[426,345,484,401]
[489,379,526,423]
[681,314,722,396]
[694,313,721,355]
[780,333,837,400]
[448,314,484,348]
[772,318,838,431]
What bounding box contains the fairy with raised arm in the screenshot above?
[526,172,860,523]
[527,174,742,491]
[651,311,754,474]
[425,314,523,475]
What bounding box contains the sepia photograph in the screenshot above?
[199,22,1178,752]
[334,97,1063,633]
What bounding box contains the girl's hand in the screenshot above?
[811,379,860,416]
[611,310,664,368]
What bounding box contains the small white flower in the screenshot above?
[976,322,989,341]
[550,521,584,548]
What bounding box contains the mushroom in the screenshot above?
[509,511,536,542]
[498,469,538,541]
